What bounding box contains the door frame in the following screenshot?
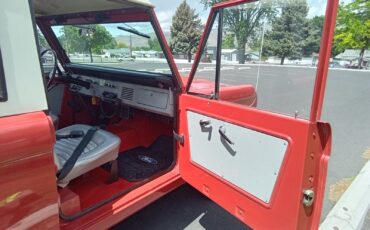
[178,0,338,229]
[185,0,339,122]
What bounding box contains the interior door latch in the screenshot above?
[302,189,315,207]
[173,131,184,145]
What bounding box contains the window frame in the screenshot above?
[186,0,334,121]
[186,8,227,100]
[214,9,224,100]
[0,48,8,102]
[37,8,176,78]
[185,10,220,98]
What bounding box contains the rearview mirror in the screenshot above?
[78,28,89,37]
[78,27,95,37]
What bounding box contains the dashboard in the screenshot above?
[69,74,175,117]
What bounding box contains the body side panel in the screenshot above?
[0,112,59,229]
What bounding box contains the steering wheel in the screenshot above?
[40,49,58,91]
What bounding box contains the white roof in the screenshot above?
[33,0,154,16]
[336,49,370,60]
[221,49,238,54]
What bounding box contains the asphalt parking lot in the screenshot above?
[112,62,370,229]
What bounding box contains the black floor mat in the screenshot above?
[105,135,173,182]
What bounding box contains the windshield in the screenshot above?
[51,22,172,75]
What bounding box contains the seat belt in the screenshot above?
[56,130,84,140]
[57,127,98,180]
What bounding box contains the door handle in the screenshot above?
[199,119,211,127]
[219,126,234,145]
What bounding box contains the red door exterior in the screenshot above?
[0,112,59,229]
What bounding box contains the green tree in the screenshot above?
[116,42,128,48]
[170,0,202,63]
[201,0,275,64]
[222,33,235,49]
[331,42,345,58]
[303,16,324,56]
[133,46,150,51]
[90,25,117,54]
[37,28,49,48]
[334,0,370,68]
[59,25,116,62]
[263,0,308,65]
[59,26,88,54]
[148,38,161,51]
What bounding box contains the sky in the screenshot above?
[53,0,354,39]
[150,0,354,32]
[151,0,210,32]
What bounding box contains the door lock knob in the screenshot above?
[199,119,211,127]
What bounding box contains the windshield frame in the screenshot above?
[35,7,180,81]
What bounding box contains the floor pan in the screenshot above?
[107,135,173,181]
[60,168,136,213]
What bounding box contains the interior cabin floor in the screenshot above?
[104,135,173,181]
[57,107,174,218]
[59,167,136,216]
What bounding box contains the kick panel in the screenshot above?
[187,111,288,203]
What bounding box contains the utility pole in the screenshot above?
[130,33,132,58]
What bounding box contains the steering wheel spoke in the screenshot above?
[40,48,58,91]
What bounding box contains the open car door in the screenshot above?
[177,0,338,229]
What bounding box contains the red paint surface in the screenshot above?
[177,94,331,229]
[57,108,174,227]
[0,0,335,229]
[183,77,257,106]
[107,111,172,152]
[177,0,336,228]
[60,168,136,215]
[58,89,96,128]
[60,168,183,230]
[310,0,339,121]
[0,112,59,229]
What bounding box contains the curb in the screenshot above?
[320,160,370,230]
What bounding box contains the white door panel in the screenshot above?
[187,111,288,203]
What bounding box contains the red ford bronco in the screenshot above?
[0,0,337,229]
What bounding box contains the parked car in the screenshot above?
[0,0,335,229]
[346,63,368,70]
[117,56,135,62]
[329,60,341,68]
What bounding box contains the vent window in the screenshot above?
[0,48,7,102]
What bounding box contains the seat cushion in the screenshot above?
[54,124,120,187]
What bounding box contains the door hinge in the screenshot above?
[173,131,184,145]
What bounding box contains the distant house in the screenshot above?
[202,48,262,63]
[200,48,240,62]
[132,50,161,58]
[245,51,260,62]
[335,49,370,68]
[221,49,238,61]
[197,46,217,62]
[266,56,315,65]
[103,48,130,58]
